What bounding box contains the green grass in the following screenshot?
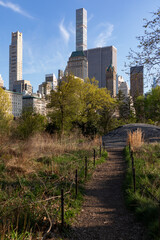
[0,148,108,239]
[124,144,160,240]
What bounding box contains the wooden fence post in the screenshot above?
[133,167,136,193]
[61,189,64,229]
[131,151,134,169]
[85,157,88,179]
[159,201,160,236]
[75,169,78,198]
[100,144,101,157]
[93,149,96,166]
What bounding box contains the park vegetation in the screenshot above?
[0,77,111,239]
[125,129,160,240]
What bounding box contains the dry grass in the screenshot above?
[0,133,101,175]
[127,128,144,151]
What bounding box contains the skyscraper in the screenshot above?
[130,66,143,100]
[67,51,88,80]
[76,8,87,51]
[0,74,4,87]
[84,46,117,88]
[106,64,116,97]
[9,31,23,91]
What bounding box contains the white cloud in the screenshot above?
[88,14,94,23]
[68,22,75,36]
[59,18,70,44]
[0,1,33,19]
[23,37,69,78]
[94,23,114,47]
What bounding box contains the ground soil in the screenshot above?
[68,149,145,240]
[50,124,160,240]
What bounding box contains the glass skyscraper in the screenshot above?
[9,31,23,91]
[76,8,87,51]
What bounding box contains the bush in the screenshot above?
[13,109,47,139]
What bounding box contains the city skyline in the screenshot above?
[0,0,159,92]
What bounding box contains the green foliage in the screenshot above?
[134,95,146,122]
[0,88,13,135]
[0,146,107,238]
[4,230,32,240]
[48,75,83,134]
[116,90,136,124]
[145,86,160,122]
[134,86,160,124]
[14,108,47,139]
[124,144,160,239]
[48,75,117,136]
[101,150,108,159]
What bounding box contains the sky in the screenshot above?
[0,0,159,92]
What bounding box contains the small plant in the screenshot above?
[101,150,108,159]
[127,128,144,151]
[0,133,107,239]
[124,143,160,239]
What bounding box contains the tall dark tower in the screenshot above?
[106,64,116,97]
[130,66,143,100]
[76,8,87,51]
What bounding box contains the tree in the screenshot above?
[79,78,116,135]
[48,75,117,136]
[127,8,160,83]
[0,88,13,135]
[48,75,84,134]
[15,108,47,139]
[145,86,160,122]
[134,95,146,122]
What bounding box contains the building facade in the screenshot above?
[106,65,116,97]
[84,46,117,88]
[5,90,22,117]
[13,80,32,95]
[117,75,129,97]
[38,73,58,97]
[9,31,23,91]
[130,66,143,100]
[119,81,129,97]
[38,82,52,96]
[67,51,88,80]
[45,74,57,90]
[76,8,87,51]
[0,74,4,87]
[23,95,47,115]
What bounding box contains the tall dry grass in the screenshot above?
[127,128,144,151]
[0,133,101,175]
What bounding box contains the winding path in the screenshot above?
[69,124,160,239]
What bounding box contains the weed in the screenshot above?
[124,143,160,239]
[0,133,106,238]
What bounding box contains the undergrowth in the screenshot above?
[124,143,160,240]
[0,134,107,239]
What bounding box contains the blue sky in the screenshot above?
[0,0,159,92]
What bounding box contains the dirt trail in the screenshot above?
[69,149,145,240]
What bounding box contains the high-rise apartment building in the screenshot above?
[130,66,143,100]
[9,31,23,91]
[84,46,117,88]
[5,90,22,117]
[76,8,87,51]
[67,51,88,80]
[106,65,116,97]
[45,74,57,90]
[38,73,58,97]
[13,80,33,95]
[58,69,64,80]
[0,74,4,87]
